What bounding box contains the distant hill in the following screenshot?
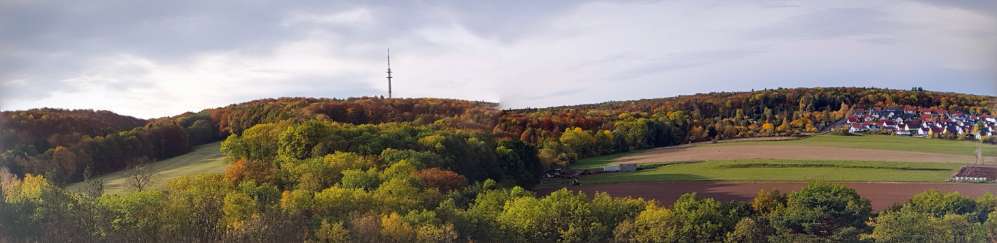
[0,108,146,153]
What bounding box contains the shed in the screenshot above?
[603,165,621,172]
[620,163,638,172]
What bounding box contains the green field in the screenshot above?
[580,159,962,184]
[571,150,646,170]
[570,135,995,170]
[67,142,228,195]
[719,135,997,157]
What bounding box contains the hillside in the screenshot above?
[65,142,226,195]
[1,88,994,185]
[3,87,997,242]
[0,108,146,152]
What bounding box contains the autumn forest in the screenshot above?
[1,87,996,242]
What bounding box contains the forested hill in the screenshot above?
[0,97,498,184]
[1,88,993,184]
[202,97,499,135]
[0,108,147,149]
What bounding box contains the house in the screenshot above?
[929,126,943,137]
[883,120,898,129]
[906,120,923,129]
[944,125,961,135]
[866,122,881,131]
[849,123,868,133]
[841,107,997,139]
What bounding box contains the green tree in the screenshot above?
[590,192,647,232]
[724,218,770,243]
[613,204,674,242]
[277,120,327,162]
[222,192,258,231]
[498,189,607,242]
[315,220,351,242]
[769,182,871,240]
[669,193,744,242]
[99,191,166,241]
[908,190,978,218]
[494,140,543,187]
[871,207,945,242]
[340,169,381,190]
[313,186,373,221]
[559,127,596,160]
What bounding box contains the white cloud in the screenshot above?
[283,8,375,27]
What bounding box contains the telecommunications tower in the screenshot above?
[386,48,393,99]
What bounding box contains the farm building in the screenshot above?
[603,163,638,173]
[619,163,638,172]
[603,165,621,172]
[951,166,996,183]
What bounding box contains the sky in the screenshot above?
[1,0,995,118]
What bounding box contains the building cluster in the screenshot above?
[846,107,996,139]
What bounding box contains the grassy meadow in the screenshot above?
[720,134,997,157]
[67,142,228,195]
[571,135,995,170]
[580,159,962,184]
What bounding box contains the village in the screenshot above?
[846,107,997,139]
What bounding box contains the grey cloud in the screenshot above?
[914,0,997,18]
[433,0,591,43]
[1,0,994,117]
[0,0,590,103]
[610,48,769,81]
[750,8,900,39]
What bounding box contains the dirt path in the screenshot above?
[608,144,994,165]
[544,181,997,211]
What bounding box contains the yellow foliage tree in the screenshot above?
[380,212,417,242]
[223,192,257,231]
[761,123,775,136]
[316,220,351,242]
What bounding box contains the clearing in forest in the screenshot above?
[66,142,228,195]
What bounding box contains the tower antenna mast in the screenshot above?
[386,48,393,99]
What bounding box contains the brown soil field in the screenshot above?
[608,144,995,165]
[544,181,997,210]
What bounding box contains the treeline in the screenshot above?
[0,98,495,184]
[499,87,994,141]
[2,88,993,183]
[497,87,993,166]
[219,120,542,187]
[2,171,995,241]
[207,97,498,135]
[0,108,146,152]
[535,114,689,166]
[0,109,215,184]
[1,99,996,241]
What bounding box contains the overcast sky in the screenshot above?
[1,0,995,118]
